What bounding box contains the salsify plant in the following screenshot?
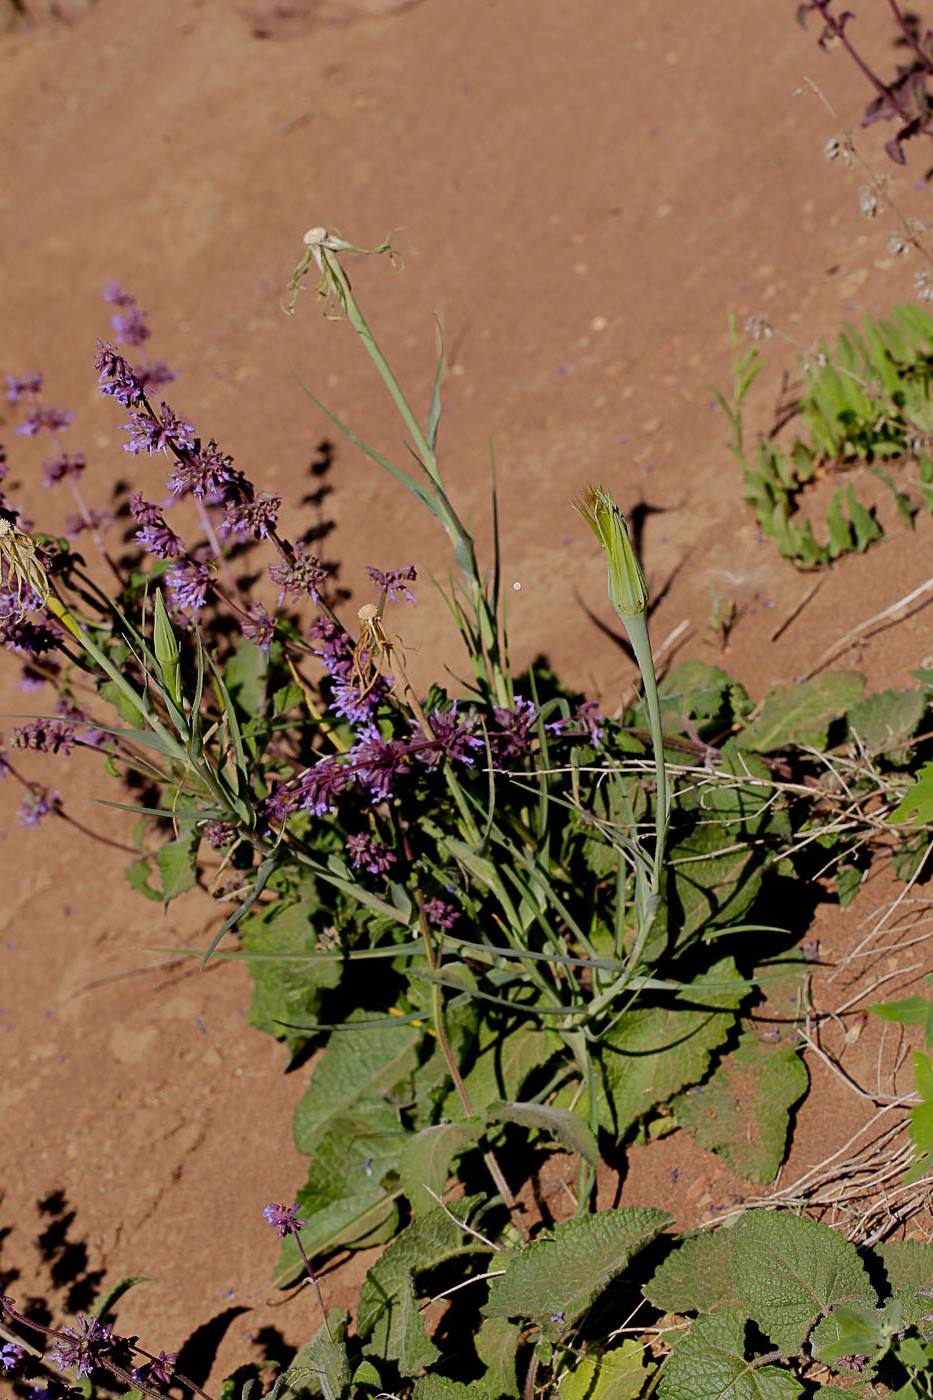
[4,227,929,1308]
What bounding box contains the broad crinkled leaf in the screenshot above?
[659,1308,804,1400]
[674,1034,808,1183]
[292,1010,421,1154]
[599,960,746,1141]
[485,1101,599,1167]
[482,1207,671,1331]
[729,1211,875,1356]
[560,1339,647,1400]
[846,688,927,763]
[737,673,865,754]
[357,1196,485,1346]
[877,1238,933,1327]
[473,1316,522,1399]
[412,1379,489,1400]
[645,1230,738,1314]
[156,830,198,905]
[241,902,341,1055]
[398,1120,483,1213]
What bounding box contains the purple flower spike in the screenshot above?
[50,1314,114,1379]
[423,897,459,931]
[415,703,483,768]
[347,832,397,875]
[111,307,151,348]
[17,787,59,827]
[348,729,413,803]
[94,341,145,407]
[16,406,74,438]
[241,602,275,658]
[366,564,417,604]
[123,403,195,456]
[10,719,77,755]
[263,1201,306,1237]
[167,437,239,500]
[268,543,328,607]
[132,1351,177,1387]
[42,452,87,487]
[222,492,281,541]
[166,560,213,613]
[489,696,538,758]
[6,373,43,403]
[103,282,136,308]
[297,756,350,816]
[0,1341,25,1372]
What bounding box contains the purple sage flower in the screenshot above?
[346,832,397,875]
[10,719,77,755]
[347,729,413,803]
[16,405,74,438]
[103,282,136,308]
[263,1201,306,1236]
[241,602,275,658]
[17,787,59,827]
[414,703,483,767]
[297,757,350,816]
[94,341,146,407]
[166,559,213,613]
[366,563,417,604]
[123,403,195,456]
[0,1341,25,1372]
[111,307,151,348]
[42,452,87,487]
[166,437,240,500]
[133,1351,177,1387]
[423,897,459,931]
[489,696,538,758]
[50,1315,114,1379]
[309,613,354,678]
[269,543,328,607]
[6,373,43,402]
[221,492,280,541]
[203,819,237,850]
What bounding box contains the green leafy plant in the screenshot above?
[716,303,933,566]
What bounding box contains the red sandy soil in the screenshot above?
[1,0,932,1388]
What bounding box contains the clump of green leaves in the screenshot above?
[716,303,933,566]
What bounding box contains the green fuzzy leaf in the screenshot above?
[846,689,927,763]
[810,1300,891,1368]
[482,1207,671,1331]
[645,1230,738,1314]
[659,1307,803,1400]
[485,1101,599,1168]
[156,830,198,906]
[737,673,865,753]
[224,637,267,720]
[560,1339,647,1400]
[275,1190,399,1287]
[448,1025,559,1118]
[289,1313,352,1400]
[357,1196,484,1359]
[474,1316,522,1399]
[272,682,304,718]
[412,1379,489,1400]
[599,960,746,1141]
[877,1239,933,1323]
[241,902,341,1055]
[867,984,933,1048]
[90,1274,150,1321]
[364,1269,440,1374]
[674,1034,808,1183]
[905,1050,933,1184]
[292,1010,421,1154]
[124,855,163,903]
[398,1120,483,1213]
[729,1211,875,1355]
[891,760,933,826]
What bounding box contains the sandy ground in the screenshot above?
[1,0,932,1386]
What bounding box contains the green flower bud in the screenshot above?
[575,485,649,618]
[153,588,183,708]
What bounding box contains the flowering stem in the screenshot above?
[289,1228,333,1341]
